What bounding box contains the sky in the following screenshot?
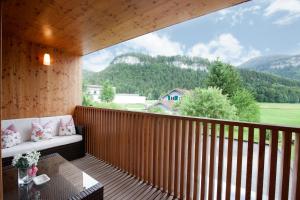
[83,0,300,72]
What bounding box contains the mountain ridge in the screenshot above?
[83,53,300,103]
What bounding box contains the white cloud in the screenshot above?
[83,50,114,72]
[265,0,300,25]
[83,33,261,71]
[216,5,261,26]
[126,33,184,56]
[188,33,261,65]
[82,33,184,71]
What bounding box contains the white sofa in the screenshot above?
[1,115,84,166]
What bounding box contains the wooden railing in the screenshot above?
[74,106,300,200]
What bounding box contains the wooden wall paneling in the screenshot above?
[2,35,81,119]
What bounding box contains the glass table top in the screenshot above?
[3,154,102,200]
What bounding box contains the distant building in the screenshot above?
[86,85,101,102]
[86,84,116,102]
[86,84,145,104]
[148,88,188,113]
[113,94,146,104]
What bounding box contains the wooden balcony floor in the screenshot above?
[72,154,175,200]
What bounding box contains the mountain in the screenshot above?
[84,53,300,103]
[239,54,300,80]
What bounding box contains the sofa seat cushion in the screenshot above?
[2,135,82,158]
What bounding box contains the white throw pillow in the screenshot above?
[1,124,21,149]
[58,118,76,136]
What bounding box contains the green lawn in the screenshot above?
[259,103,300,127]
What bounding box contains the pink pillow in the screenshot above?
[58,118,76,136]
[1,124,21,149]
[31,121,54,142]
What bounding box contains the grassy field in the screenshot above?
[259,103,300,127]
[118,102,300,127]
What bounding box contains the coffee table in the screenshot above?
[3,153,103,199]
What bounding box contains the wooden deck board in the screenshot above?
[72,154,173,200]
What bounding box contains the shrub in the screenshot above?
[179,87,237,120]
[231,89,260,122]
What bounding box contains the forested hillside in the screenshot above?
[239,54,300,80]
[84,53,300,103]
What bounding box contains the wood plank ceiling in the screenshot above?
[3,0,247,56]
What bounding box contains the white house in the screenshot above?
[113,94,146,104]
[86,85,102,102]
[148,88,188,113]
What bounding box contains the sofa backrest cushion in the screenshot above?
[1,115,74,142]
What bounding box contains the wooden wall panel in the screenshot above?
[1,35,81,119]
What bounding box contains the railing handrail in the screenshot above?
[76,105,300,132]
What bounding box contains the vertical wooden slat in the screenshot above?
[180,120,187,199]
[163,118,169,190]
[193,122,201,200]
[216,124,225,200]
[235,126,244,200]
[149,117,154,184]
[144,116,149,182]
[245,126,254,200]
[137,114,141,178]
[292,132,300,200]
[279,131,292,200]
[225,125,234,200]
[200,122,208,200]
[159,118,165,188]
[256,128,266,200]
[268,129,278,200]
[186,120,194,200]
[153,117,160,187]
[168,119,175,194]
[208,123,216,200]
[174,119,182,197]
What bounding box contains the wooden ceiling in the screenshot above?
[3,0,248,56]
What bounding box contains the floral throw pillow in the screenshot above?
[31,121,54,142]
[1,124,21,149]
[58,118,76,136]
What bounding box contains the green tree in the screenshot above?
[178,87,237,120]
[207,60,241,97]
[82,94,93,106]
[100,81,115,102]
[231,89,260,122]
[82,80,94,106]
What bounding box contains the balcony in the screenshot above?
[1,0,300,199]
[73,106,300,200]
